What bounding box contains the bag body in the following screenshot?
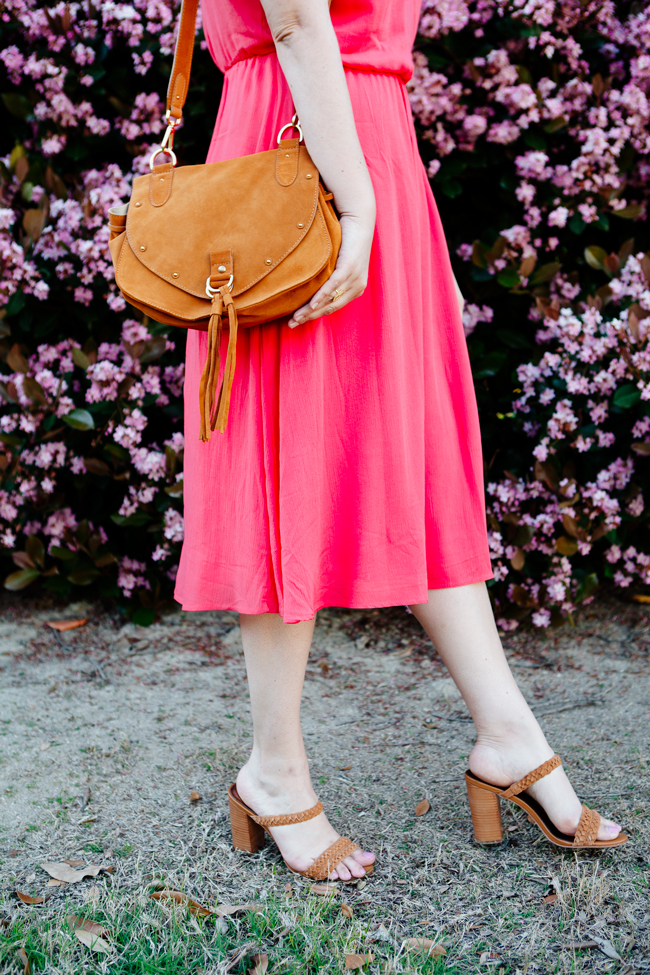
[107,0,341,438]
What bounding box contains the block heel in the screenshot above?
[227,783,374,880]
[465,772,504,844]
[229,791,266,853]
[464,756,627,850]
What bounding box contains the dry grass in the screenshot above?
[0,592,649,973]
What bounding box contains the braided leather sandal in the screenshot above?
[228,784,373,880]
[465,754,628,849]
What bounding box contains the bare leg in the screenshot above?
[410,583,621,840]
[235,612,375,880]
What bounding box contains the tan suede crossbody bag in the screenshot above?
[108,0,341,440]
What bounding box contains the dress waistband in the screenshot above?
[224,50,409,84]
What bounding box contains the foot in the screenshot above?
[236,761,375,881]
[468,726,623,842]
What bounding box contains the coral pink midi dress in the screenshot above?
[175,0,493,623]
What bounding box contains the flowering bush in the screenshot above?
[412,0,650,628]
[0,0,219,622]
[0,0,649,626]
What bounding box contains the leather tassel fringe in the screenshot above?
[198,286,239,442]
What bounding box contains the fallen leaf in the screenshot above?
[248,953,268,975]
[17,948,30,974]
[341,904,353,918]
[588,933,622,961]
[151,889,212,917]
[81,786,91,809]
[85,885,100,905]
[73,928,112,953]
[544,894,559,904]
[8,849,18,857]
[310,884,337,896]
[68,915,110,938]
[479,951,502,965]
[46,879,67,887]
[566,941,599,950]
[40,862,109,884]
[189,791,201,803]
[414,798,430,817]
[345,954,374,970]
[64,860,86,867]
[15,892,44,905]
[25,873,35,883]
[339,765,352,771]
[215,903,258,917]
[370,924,392,942]
[405,938,446,957]
[39,742,50,751]
[45,618,88,632]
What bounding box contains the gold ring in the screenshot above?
[331,288,346,302]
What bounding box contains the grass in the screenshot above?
[1,884,452,975]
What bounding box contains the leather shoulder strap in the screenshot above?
[166,0,200,122]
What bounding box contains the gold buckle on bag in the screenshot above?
[149,112,180,170]
[277,113,303,144]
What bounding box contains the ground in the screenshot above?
[0,592,648,974]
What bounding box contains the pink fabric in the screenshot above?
[174,0,493,623]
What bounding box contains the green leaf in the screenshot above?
[4,569,40,591]
[612,204,644,220]
[0,433,21,446]
[440,179,462,198]
[529,262,562,285]
[62,409,95,431]
[584,246,607,270]
[67,568,100,586]
[543,115,567,134]
[473,351,507,379]
[104,443,129,462]
[25,535,44,569]
[2,93,32,119]
[496,268,521,289]
[523,130,547,151]
[132,607,155,627]
[110,512,152,527]
[94,552,117,568]
[164,482,183,497]
[577,572,599,602]
[495,328,533,350]
[612,383,641,410]
[139,336,167,364]
[569,214,586,235]
[50,545,76,561]
[72,347,90,370]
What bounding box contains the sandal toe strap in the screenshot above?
[302,837,360,880]
[573,804,600,846]
[251,800,323,827]
[501,754,562,799]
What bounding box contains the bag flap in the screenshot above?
[125,143,322,299]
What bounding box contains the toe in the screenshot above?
[336,861,352,881]
[343,855,366,879]
[351,849,375,867]
[598,816,622,841]
[329,869,339,881]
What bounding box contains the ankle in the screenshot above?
[240,753,312,793]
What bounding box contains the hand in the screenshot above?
[288,210,375,327]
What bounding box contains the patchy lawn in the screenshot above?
[0,593,648,973]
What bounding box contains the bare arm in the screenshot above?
[260,0,376,327]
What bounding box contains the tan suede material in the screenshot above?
[166,0,199,120]
[149,163,174,207]
[108,0,342,436]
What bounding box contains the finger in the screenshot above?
[288,274,359,328]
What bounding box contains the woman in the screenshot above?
[175,0,626,880]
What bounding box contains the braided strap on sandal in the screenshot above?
[249,800,323,828]
[302,836,360,880]
[501,754,562,799]
[573,804,601,846]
